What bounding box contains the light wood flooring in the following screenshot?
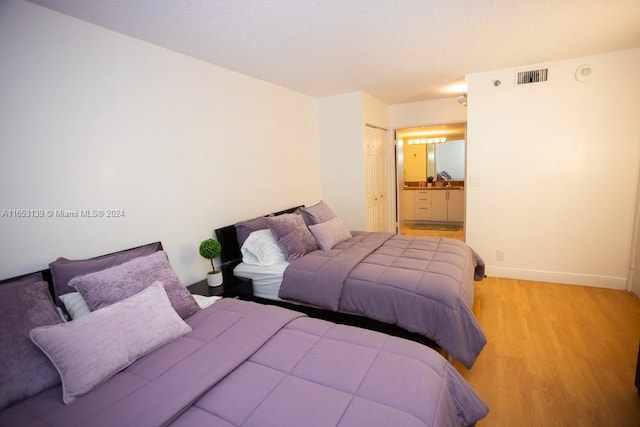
[402,226,640,426]
[399,224,465,241]
[458,277,640,426]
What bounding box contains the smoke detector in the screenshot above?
[575,64,593,82]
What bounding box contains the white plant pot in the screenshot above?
[206,272,223,287]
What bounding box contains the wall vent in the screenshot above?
[516,68,548,85]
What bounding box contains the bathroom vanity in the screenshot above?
[402,187,464,223]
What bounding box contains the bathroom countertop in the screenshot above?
[403,186,464,190]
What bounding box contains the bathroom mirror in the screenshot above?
[398,123,465,182]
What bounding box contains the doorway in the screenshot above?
[395,123,466,241]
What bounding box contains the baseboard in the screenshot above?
[485,266,627,290]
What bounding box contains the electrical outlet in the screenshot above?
[496,250,504,261]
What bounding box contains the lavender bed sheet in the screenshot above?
[1,299,488,427]
[278,232,487,368]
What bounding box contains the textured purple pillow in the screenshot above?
[309,216,353,251]
[68,251,199,319]
[266,213,318,261]
[235,216,269,248]
[0,279,62,410]
[49,242,162,303]
[301,200,336,225]
[30,282,192,404]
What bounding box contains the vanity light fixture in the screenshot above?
[407,137,447,145]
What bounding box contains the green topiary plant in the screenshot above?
[427,176,435,183]
[199,238,222,274]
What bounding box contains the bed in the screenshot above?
[0,241,488,426]
[215,202,487,368]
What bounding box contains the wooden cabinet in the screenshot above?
[447,189,465,222]
[430,191,448,221]
[401,188,464,223]
[402,190,415,221]
[414,190,432,220]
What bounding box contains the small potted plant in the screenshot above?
[427,176,435,187]
[199,238,223,287]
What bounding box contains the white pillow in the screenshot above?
[60,292,221,320]
[30,282,192,404]
[60,291,218,319]
[241,229,286,266]
[191,294,222,309]
[309,216,352,251]
[59,292,91,320]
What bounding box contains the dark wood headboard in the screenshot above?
[214,205,303,278]
[0,241,164,304]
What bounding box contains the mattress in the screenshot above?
[234,261,288,300]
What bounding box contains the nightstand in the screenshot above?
[187,276,253,299]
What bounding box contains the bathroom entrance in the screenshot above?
[395,123,466,241]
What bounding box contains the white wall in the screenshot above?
[317,91,388,230]
[389,98,467,129]
[317,92,364,229]
[0,0,321,285]
[466,48,640,289]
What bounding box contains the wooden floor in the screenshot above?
[401,226,640,426]
[399,224,465,241]
[457,278,640,426]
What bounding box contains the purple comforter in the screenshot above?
[278,233,487,368]
[1,299,488,427]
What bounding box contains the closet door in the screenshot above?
[364,125,387,231]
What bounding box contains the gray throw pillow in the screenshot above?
[30,282,192,404]
[0,279,62,410]
[301,200,336,225]
[266,213,318,261]
[309,216,353,251]
[68,251,199,319]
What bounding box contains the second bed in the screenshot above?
[216,203,487,368]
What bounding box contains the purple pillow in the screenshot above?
[68,251,199,319]
[0,279,62,410]
[49,242,162,303]
[30,282,192,404]
[266,213,318,261]
[0,272,44,287]
[235,216,269,248]
[309,216,353,251]
[301,200,337,225]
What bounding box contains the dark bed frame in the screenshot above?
[0,242,164,306]
[214,206,438,350]
[3,228,439,352]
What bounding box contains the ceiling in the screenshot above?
[26,0,640,104]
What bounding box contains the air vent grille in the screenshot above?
[516,68,548,85]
